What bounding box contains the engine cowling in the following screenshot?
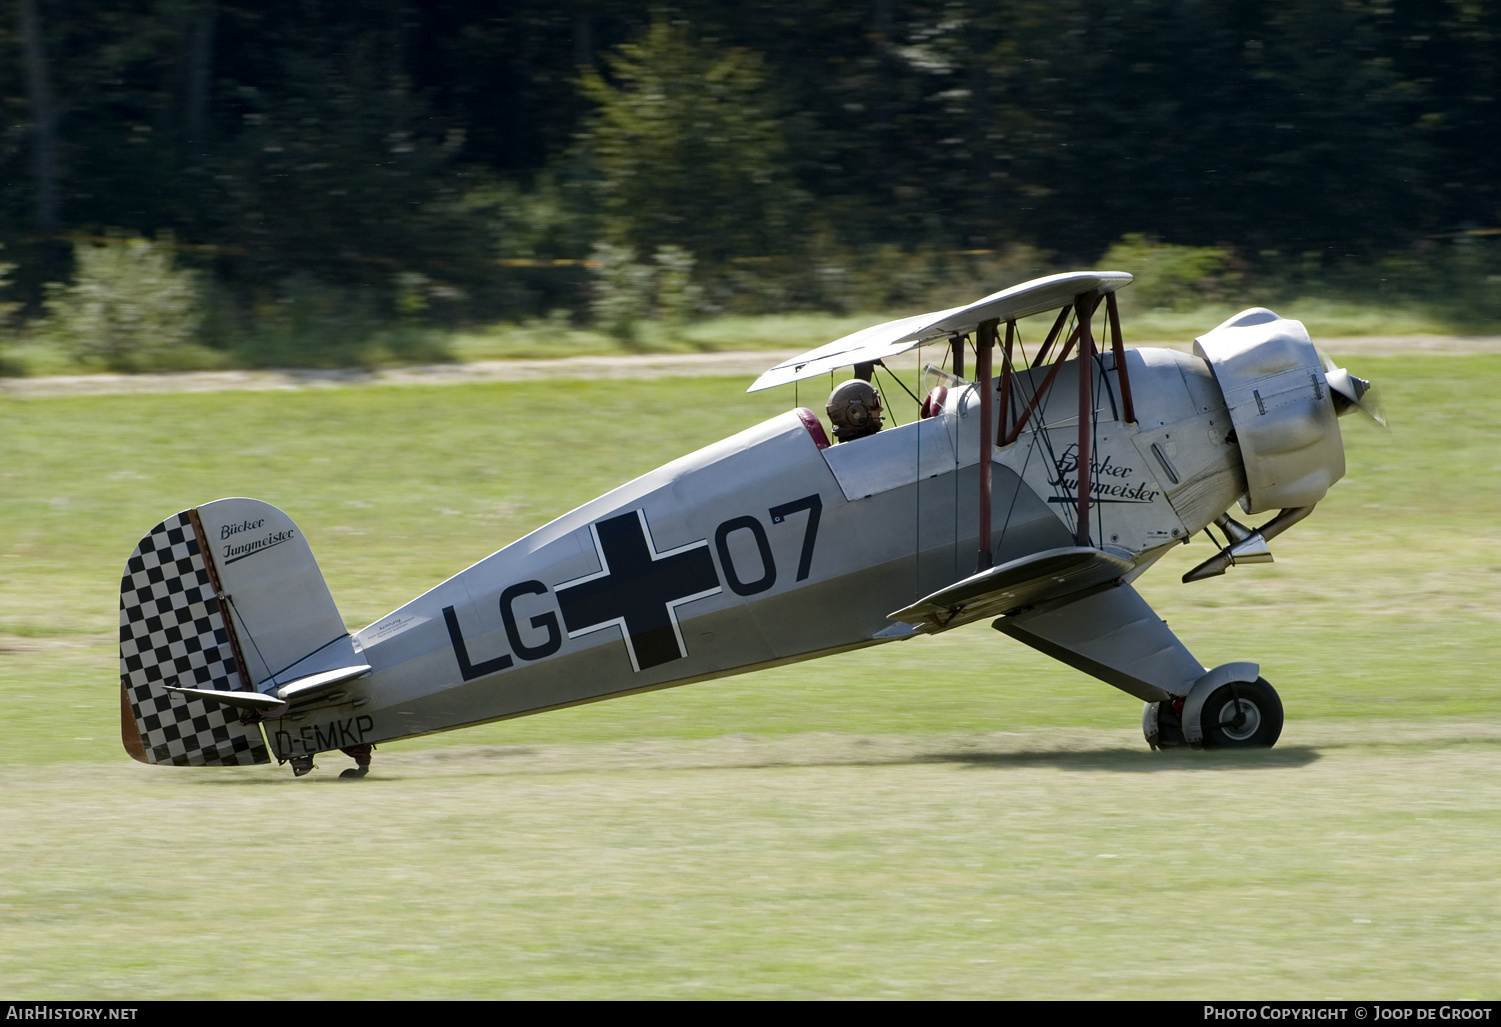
[1193,309,1344,514]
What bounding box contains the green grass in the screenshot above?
[2,354,1500,997]
[5,293,1492,379]
[1121,297,1469,340]
[3,723,1499,999]
[447,310,890,362]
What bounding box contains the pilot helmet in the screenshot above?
[827,379,884,441]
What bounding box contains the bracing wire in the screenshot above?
[994,321,1041,560]
[1014,307,1080,540]
[226,597,273,689]
[876,362,921,411]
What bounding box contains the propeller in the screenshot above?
[1321,353,1387,427]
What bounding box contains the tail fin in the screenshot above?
[119,499,358,766]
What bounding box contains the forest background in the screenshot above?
[2,0,1498,373]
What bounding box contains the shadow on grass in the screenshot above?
[175,739,1325,785]
[928,745,1321,772]
[193,748,1320,784]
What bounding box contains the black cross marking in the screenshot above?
[555,510,721,672]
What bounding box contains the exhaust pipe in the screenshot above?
[1182,506,1316,583]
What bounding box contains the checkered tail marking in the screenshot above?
[118,511,270,766]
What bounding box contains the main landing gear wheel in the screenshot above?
[1199,677,1283,749]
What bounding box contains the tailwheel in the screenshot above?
[339,743,374,779]
[1199,677,1283,749]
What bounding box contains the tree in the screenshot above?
[37,237,201,371]
[577,20,808,267]
[14,0,61,277]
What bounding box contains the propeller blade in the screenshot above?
[1321,357,1387,427]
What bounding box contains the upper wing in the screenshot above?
[748,270,1133,392]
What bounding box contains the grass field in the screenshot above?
[447,298,1467,363]
[2,352,1499,998]
[4,295,1482,378]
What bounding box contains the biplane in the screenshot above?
[117,271,1382,776]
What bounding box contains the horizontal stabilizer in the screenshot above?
[165,685,288,713]
[889,546,1133,627]
[165,664,373,711]
[275,663,372,701]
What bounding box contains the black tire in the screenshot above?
[1200,677,1283,749]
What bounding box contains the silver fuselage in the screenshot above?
[265,347,1249,759]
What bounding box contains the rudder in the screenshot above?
[118,510,270,766]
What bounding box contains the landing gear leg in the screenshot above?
[340,744,374,779]
[290,755,316,777]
